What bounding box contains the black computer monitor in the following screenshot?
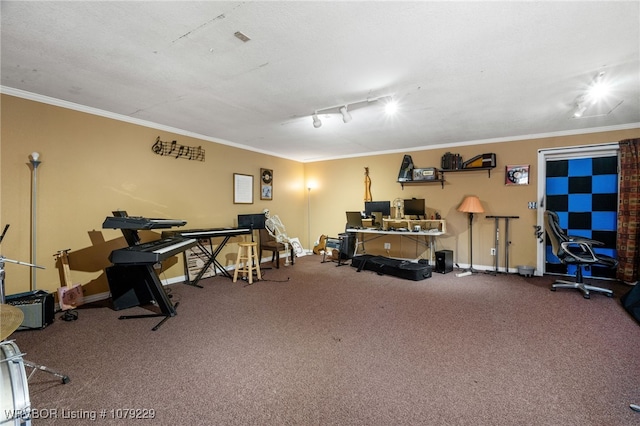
[404,198,425,218]
[364,201,391,218]
[237,213,266,229]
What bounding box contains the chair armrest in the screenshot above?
[567,235,604,246]
[560,240,598,263]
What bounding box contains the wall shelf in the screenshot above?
[439,166,495,179]
[398,178,445,189]
[398,166,495,189]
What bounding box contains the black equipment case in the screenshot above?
[351,255,432,281]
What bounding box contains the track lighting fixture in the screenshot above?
[339,106,352,123]
[312,113,322,128]
[572,102,588,118]
[311,95,394,128]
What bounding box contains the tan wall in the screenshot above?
[2,93,638,299]
[1,94,304,296]
[305,129,640,270]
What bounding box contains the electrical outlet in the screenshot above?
[490,248,496,256]
[384,243,391,250]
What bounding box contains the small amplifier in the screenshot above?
[6,290,55,330]
[412,167,438,181]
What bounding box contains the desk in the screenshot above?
[345,228,445,263]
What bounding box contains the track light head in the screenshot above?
[572,103,588,118]
[339,106,352,123]
[312,113,322,128]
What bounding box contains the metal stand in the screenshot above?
[23,358,70,384]
[322,235,349,266]
[485,216,519,274]
[462,212,480,274]
[1,224,70,384]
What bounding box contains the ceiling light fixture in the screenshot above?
[310,95,394,128]
[312,113,322,128]
[571,71,609,119]
[385,100,398,115]
[339,106,352,123]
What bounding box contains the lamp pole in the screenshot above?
[29,152,41,291]
[468,212,476,272]
[307,187,312,254]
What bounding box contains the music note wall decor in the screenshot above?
[152,136,205,161]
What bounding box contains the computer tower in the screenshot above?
[435,250,453,274]
[338,232,355,259]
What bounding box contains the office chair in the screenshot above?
[544,210,616,299]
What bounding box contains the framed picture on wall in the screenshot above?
[233,173,254,204]
[505,165,530,186]
[260,168,273,200]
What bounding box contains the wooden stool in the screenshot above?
[233,242,262,284]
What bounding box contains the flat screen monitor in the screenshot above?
[237,213,266,229]
[345,211,364,229]
[364,201,391,218]
[404,198,425,218]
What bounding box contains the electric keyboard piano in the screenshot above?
[102,212,194,331]
[102,216,187,230]
[162,227,252,239]
[109,237,197,265]
[161,227,252,285]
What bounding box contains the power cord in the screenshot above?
[60,310,78,321]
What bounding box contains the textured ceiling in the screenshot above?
[2,1,639,162]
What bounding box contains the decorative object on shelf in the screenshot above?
[260,168,273,200]
[151,136,205,161]
[457,195,484,274]
[441,152,462,170]
[505,165,530,185]
[412,167,439,181]
[392,198,404,220]
[463,153,496,169]
[364,167,372,202]
[233,173,253,204]
[397,155,414,182]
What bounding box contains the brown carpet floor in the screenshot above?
[5,255,640,425]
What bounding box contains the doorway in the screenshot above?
[536,144,619,278]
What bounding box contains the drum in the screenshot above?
[0,341,31,425]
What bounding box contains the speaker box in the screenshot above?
[435,250,453,274]
[621,284,640,324]
[6,290,55,330]
[106,265,155,310]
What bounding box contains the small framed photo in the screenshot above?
[233,173,254,204]
[260,168,273,200]
[505,165,530,186]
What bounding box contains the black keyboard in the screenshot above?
[109,237,197,265]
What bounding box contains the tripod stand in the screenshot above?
[0,224,70,384]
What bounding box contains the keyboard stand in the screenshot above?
[485,215,519,275]
[117,265,177,331]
